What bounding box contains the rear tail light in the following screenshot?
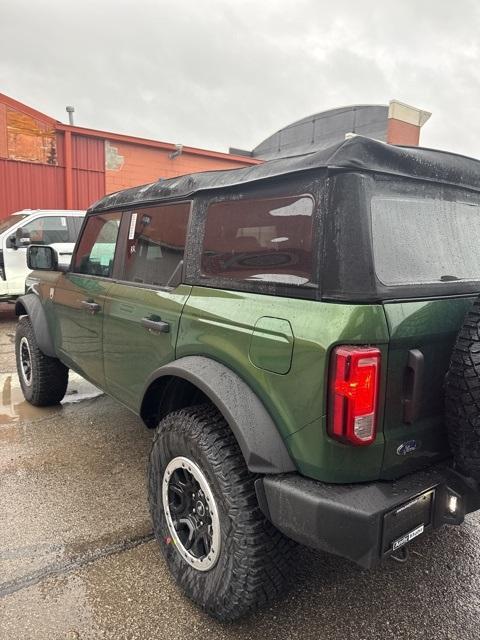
[328,346,381,446]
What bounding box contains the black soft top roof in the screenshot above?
[89,135,480,213]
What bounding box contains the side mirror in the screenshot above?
[27,245,59,271]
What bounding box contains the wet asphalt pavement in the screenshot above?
[1,303,480,639]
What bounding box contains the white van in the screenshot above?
[0,209,85,299]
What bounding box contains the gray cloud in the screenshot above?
[1,0,479,156]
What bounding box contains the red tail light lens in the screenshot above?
[328,346,381,446]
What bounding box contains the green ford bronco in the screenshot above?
[15,136,480,620]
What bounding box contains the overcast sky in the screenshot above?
[1,0,479,156]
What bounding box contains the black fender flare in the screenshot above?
[144,356,296,475]
[15,294,56,357]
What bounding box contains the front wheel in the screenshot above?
[15,316,69,406]
[148,404,293,621]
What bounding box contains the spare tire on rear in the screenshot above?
[445,299,480,480]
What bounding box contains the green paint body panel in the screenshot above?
[380,297,475,478]
[50,273,113,387]
[176,286,389,482]
[34,273,476,484]
[102,282,192,410]
[249,317,294,374]
[286,415,385,483]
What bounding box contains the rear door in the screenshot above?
[103,202,192,411]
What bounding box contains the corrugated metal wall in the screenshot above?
[71,135,105,210]
[0,158,66,215]
[0,93,256,220]
[0,123,106,218]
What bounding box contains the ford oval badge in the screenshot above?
[397,440,417,456]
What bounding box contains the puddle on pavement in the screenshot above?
[0,372,103,425]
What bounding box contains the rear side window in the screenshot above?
[123,203,190,287]
[72,212,121,278]
[201,195,315,285]
[372,196,480,285]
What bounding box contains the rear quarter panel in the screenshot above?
[176,286,389,482]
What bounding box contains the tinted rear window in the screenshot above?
[371,196,480,285]
[201,195,315,285]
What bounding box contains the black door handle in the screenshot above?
[81,300,101,314]
[403,349,424,424]
[141,317,170,333]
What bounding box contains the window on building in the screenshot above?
[72,212,121,278]
[123,203,190,287]
[201,195,315,285]
[21,216,70,245]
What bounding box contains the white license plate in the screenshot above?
[392,524,425,551]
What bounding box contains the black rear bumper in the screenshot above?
[255,464,480,568]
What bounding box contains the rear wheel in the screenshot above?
[15,316,69,406]
[148,403,293,621]
[446,299,480,479]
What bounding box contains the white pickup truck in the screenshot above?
[0,209,85,300]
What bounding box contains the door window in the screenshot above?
[72,212,121,278]
[21,216,70,245]
[123,203,190,287]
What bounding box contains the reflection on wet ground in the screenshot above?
[2,304,480,639]
[0,371,103,425]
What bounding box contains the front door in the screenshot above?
[52,211,122,387]
[103,202,192,411]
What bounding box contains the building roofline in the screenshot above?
[0,92,58,126]
[55,122,261,164]
[274,103,388,131]
[0,91,261,165]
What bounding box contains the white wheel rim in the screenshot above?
[19,336,33,387]
[162,456,221,571]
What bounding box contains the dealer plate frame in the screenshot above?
[382,488,435,555]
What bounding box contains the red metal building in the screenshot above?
[0,93,260,219]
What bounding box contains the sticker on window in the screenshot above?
[128,213,137,240]
[60,217,66,226]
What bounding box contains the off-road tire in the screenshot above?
[148,403,294,621]
[445,299,480,479]
[15,316,69,406]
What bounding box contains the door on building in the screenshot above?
[103,202,192,411]
[51,211,122,387]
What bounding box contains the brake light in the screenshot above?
[328,346,381,446]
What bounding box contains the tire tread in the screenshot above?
[446,297,480,478]
[15,316,68,406]
[148,403,294,621]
